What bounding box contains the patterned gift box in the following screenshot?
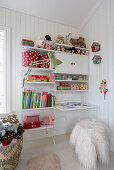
[22,50,40,67]
[71,84,80,90]
[40,54,50,68]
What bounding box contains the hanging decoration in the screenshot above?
[92,55,102,64]
[99,80,108,100]
[48,52,62,69]
[91,42,101,52]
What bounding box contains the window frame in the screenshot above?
[0,26,11,115]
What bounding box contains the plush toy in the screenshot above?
[64,33,71,45]
[76,49,81,55]
[77,37,86,48]
[48,52,62,69]
[70,38,78,46]
[71,47,76,53]
[35,37,46,48]
[55,35,64,44]
[1,114,19,124]
[45,35,52,50]
[0,120,6,136]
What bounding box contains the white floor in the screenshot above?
[16,134,114,170]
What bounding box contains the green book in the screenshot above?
[38,93,41,108]
[22,91,24,109]
[30,92,33,109]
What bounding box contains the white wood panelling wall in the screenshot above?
[0,6,87,139]
[80,0,114,150]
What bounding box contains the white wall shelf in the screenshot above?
[54,90,88,92]
[54,43,89,51]
[22,67,55,72]
[56,105,96,111]
[22,45,88,56]
[25,82,55,84]
[55,80,88,83]
[22,107,55,111]
[25,125,55,132]
[22,46,55,53]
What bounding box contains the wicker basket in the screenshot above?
[0,136,23,170]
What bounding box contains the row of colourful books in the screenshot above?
[22,89,55,109]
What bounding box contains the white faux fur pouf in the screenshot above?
[70,119,110,169]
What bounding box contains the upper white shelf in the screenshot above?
[22,46,55,53]
[22,45,89,56]
[54,43,89,51]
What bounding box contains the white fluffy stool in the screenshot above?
[70,119,110,169]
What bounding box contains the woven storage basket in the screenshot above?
[0,136,23,170]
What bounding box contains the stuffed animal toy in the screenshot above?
[41,114,55,126]
[48,52,62,69]
[55,35,64,44]
[0,120,6,136]
[35,37,46,48]
[45,35,52,50]
[71,47,76,53]
[70,38,78,46]
[77,37,86,48]
[23,152,61,170]
[64,33,71,45]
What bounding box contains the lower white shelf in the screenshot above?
[25,125,55,132]
[55,90,88,92]
[22,107,55,111]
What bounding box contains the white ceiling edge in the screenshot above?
[0,3,79,31]
[0,0,104,32]
[79,0,104,32]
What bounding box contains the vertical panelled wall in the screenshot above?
[80,0,114,150]
[0,6,79,138]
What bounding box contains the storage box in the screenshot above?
[57,86,71,90]
[24,115,40,123]
[40,54,50,68]
[22,50,40,67]
[71,84,80,90]
[27,75,47,82]
[23,121,40,129]
[60,82,69,87]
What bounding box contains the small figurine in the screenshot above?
[99,80,108,100]
[91,42,100,52]
[92,55,102,64]
[45,35,52,50]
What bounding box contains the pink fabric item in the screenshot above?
[41,114,55,126]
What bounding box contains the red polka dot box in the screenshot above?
[22,50,50,68]
[40,54,50,68]
[22,50,40,67]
